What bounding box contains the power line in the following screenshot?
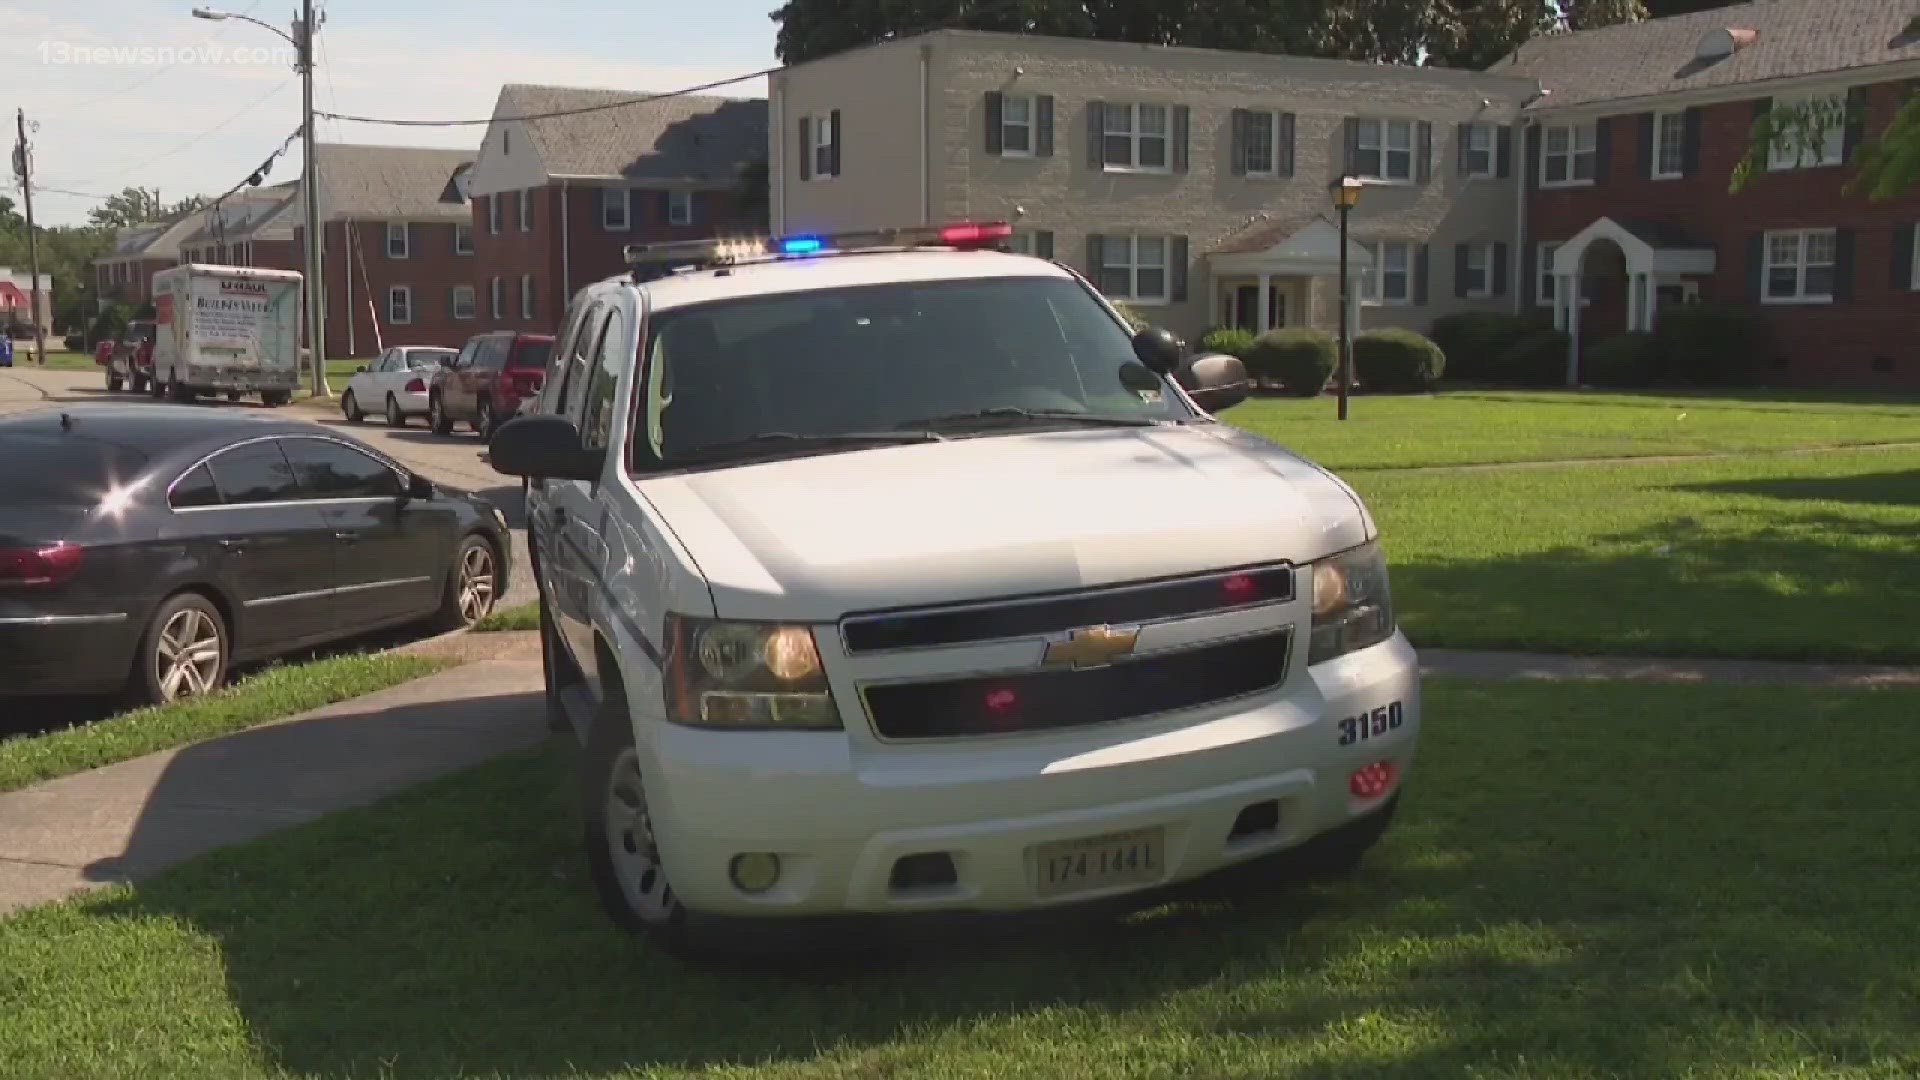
[82,79,293,191]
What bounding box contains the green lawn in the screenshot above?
[5,678,1917,1078]
[473,601,540,632]
[1231,389,1920,471]
[1364,446,1920,662]
[0,653,449,793]
[12,348,97,372]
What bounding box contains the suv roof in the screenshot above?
[610,248,1075,313]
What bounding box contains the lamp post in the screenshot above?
[193,4,327,398]
[1328,175,1365,421]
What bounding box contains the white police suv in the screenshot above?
[488,220,1419,955]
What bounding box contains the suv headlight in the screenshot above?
[1308,540,1396,664]
[663,615,843,730]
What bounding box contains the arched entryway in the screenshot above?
[1547,217,1716,385]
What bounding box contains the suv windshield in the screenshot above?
[510,341,553,371]
[637,275,1191,463]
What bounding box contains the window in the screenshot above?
[1354,118,1414,182]
[487,195,501,234]
[283,438,403,500]
[206,441,299,505]
[1653,111,1686,179]
[490,277,504,320]
[1242,110,1280,175]
[1767,92,1846,171]
[385,222,409,259]
[451,285,476,320]
[545,301,605,420]
[520,274,535,320]
[601,187,629,230]
[667,190,693,226]
[1359,241,1411,305]
[454,222,473,254]
[1098,234,1169,303]
[167,463,222,509]
[1007,229,1054,259]
[1538,242,1560,305]
[1102,103,1170,172]
[1000,94,1034,156]
[1463,122,1495,177]
[580,308,626,453]
[1463,244,1491,298]
[518,189,533,232]
[1541,122,1598,186]
[387,286,412,325]
[1763,228,1836,303]
[812,113,836,177]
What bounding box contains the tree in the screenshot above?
[1731,88,1920,201]
[1563,0,1648,30]
[1430,0,1557,69]
[87,187,164,229]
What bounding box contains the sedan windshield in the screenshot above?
[636,275,1190,464]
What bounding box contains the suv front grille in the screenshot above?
[861,628,1293,741]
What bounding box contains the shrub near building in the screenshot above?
[1246,328,1338,397]
[1353,328,1446,392]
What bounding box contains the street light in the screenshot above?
[1329,175,1365,421]
[193,3,328,399]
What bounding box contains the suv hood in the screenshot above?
[637,424,1373,623]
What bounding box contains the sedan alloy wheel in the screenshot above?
[136,593,228,705]
[457,540,496,624]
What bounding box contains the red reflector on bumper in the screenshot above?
[1348,760,1399,800]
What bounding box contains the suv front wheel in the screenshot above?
[582,682,701,955]
[429,393,454,436]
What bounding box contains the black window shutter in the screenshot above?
[1833,228,1855,300]
[1414,244,1430,305]
[657,191,672,224]
[1752,97,1773,126]
[1521,240,1537,305]
[1682,108,1703,175]
[1893,224,1918,291]
[409,223,421,257]
[1842,85,1869,162]
[1493,241,1509,297]
[1496,125,1513,178]
[1456,123,1471,177]
[1230,109,1249,176]
[1343,117,1360,175]
[1172,106,1190,173]
[1746,232,1765,301]
[1453,243,1470,298]
[1086,234,1105,277]
[1035,230,1054,260]
[1088,102,1106,169]
[1037,96,1055,157]
[1280,113,1296,177]
[1170,236,1189,301]
[1525,124,1541,190]
[985,92,1003,154]
[828,109,842,176]
[447,286,456,316]
[1416,120,1433,182]
[1636,113,1655,178]
[1594,117,1612,182]
[798,117,813,181]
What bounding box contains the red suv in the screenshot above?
[428,331,554,439]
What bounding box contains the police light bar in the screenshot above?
[622,236,770,272]
[771,220,1014,256]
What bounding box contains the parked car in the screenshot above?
[93,338,116,367]
[106,320,157,393]
[341,345,459,426]
[0,403,510,706]
[428,331,553,440]
[486,221,1416,958]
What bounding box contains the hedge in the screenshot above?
[1353,328,1446,392]
[1494,328,1572,387]
[1109,301,1151,332]
[1246,328,1338,396]
[1584,331,1662,388]
[1428,311,1547,383]
[1197,326,1257,361]
[1651,303,1771,386]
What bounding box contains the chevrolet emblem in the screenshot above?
[1043,625,1141,669]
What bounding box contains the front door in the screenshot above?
[545,304,625,691]
[197,440,340,651]
[279,435,448,624]
[1223,283,1287,332]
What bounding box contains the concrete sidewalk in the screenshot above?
[0,658,545,916]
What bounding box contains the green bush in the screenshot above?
[1197,326,1257,360]
[85,306,129,351]
[1493,328,1571,387]
[1246,328,1337,396]
[1108,301,1150,332]
[1584,332,1662,388]
[1429,311,1548,383]
[1353,328,1446,392]
[62,333,85,353]
[1652,303,1771,386]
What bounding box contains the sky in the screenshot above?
[2,0,781,226]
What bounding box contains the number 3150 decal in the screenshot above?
[1338,700,1405,746]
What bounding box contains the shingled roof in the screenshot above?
[1492,0,1920,110]
[492,85,768,181]
[310,143,476,221]
[97,212,204,265]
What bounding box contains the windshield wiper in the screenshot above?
[677,430,946,460]
[900,408,1161,430]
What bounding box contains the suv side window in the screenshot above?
[476,336,510,371]
[282,437,404,500]
[578,307,627,452]
[535,301,589,416]
[554,301,606,419]
[168,463,222,509]
[206,441,300,504]
[451,340,479,370]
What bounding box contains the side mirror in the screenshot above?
[404,472,436,500]
[488,413,601,481]
[1175,353,1251,414]
[1130,326,1184,376]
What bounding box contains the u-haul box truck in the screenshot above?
[150,263,303,406]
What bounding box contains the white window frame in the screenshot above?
[1463,122,1495,177]
[1354,118,1415,183]
[387,285,412,325]
[1359,241,1411,306]
[453,222,473,255]
[1767,92,1847,172]
[1463,243,1492,298]
[1098,234,1171,304]
[385,221,409,259]
[1536,242,1596,307]
[999,94,1035,157]
[518,189,533,232]
[487,195,501,234]
[520,273,534,320]
[1653,111,1686,180]
[1762,227,1837,305]
[1101,103,1171,174]
[601,187,629,231]
[451,285,475,321]
[666,190,693,226]
[1540,121,1598,188]
[1243,109,1281,176]
[812,114,835,179]
[489,276,504,320]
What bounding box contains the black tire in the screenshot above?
[226,390,242,402]
[128,592,229,707]
[475,397,495,439]
[341,389,363,423]
[131,372,149,394]
[107,371,123,392]
[538,592,572,735]
[429,533,498,631]
[385,393,406,427]
[581,678,702,955]
[429,393,454,436]
[148,372,166,399]
[169,378,196,404]
[261,390,290,407]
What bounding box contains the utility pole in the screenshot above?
[298,0,327,397]
[13,109,48,368]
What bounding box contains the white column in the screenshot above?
[1565,276,1581,386]
[1626,272,1641,334]
[1644,276,1660,332]
[1348,272,1364,335]
[1256,272,1271,332]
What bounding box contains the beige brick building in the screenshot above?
[771,30,1544,342]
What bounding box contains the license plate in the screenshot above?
[1033,826,1165,899]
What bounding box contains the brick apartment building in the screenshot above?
[464,84,768,328]
[178,182,299,269]
[93,213,200,307]
[1496,0,1920,389]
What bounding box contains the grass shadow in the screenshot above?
[1676,468,1920,510]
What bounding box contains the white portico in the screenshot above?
[1548,216,1716,383]
[1209,216,1373,336]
